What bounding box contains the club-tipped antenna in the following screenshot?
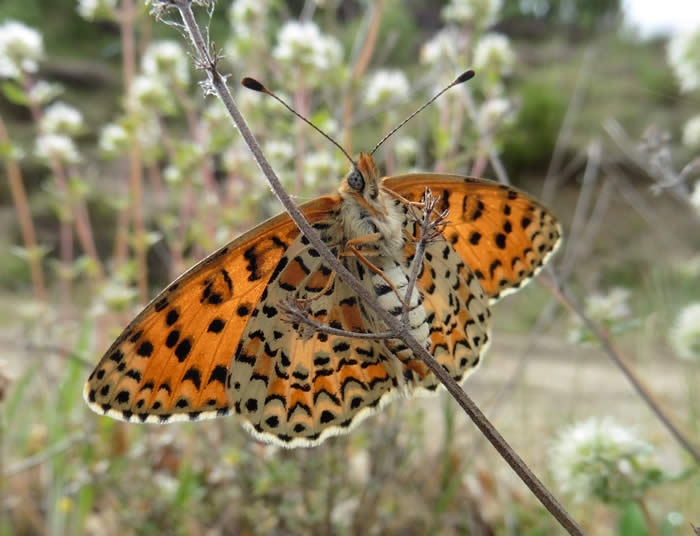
[241,77,355,166]
[370,69,476,156]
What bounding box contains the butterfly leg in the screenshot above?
[342,233,411,308]
[382,187,426,210]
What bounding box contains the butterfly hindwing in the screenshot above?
[230,225,403,447]
[383,174,562,302]
[83,196,339,424]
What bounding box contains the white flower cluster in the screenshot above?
[142,41,190,86]
[273,21,343,82]
[584,287,631,324]
[421,28,466,64]
[99,123,130,156]
[682,114,700,147]
[264,140,295,166]
[691,182,700,214]
[28,80,63,105]
[667,28,700,93]
[303,151,343,187]
[669,302,700,361]
[364,69,410,107]
[77,0,118,21]
[442,0,503,27]
[478,97,514,130]
[128,74,171,114]
[40,102,84,136]
[549,417,658,503]
[473,33,515,77]
[230,0,267,27]
[395,137,419,162]
[0,20,43,79]
[35,134,81,164]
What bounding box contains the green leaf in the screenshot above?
[618,502,648,536]
[1,81,29,106]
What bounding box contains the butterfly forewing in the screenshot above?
[383,174,562,302]
[84,196,339,424]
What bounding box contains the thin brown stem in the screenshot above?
[0,116,46,302]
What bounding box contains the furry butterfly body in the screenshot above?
[84,153,561,447]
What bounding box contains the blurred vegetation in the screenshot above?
[1,0,699,535]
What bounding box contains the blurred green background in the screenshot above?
[1,0,699,534]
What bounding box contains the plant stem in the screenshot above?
[0,116,47,303]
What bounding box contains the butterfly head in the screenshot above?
[339,153,387,218]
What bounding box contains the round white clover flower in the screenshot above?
[128,75,171,114]
[478,97,514,130]
[40,102,84,136]
[35,134,81,164]
[365,69,410,107]
[682,114,700,147]
[473,33,515,77]
[669,302,700,360]
[273,21,343,80]
[99,123,130,156]
[549,417,659,503]
[303,151,342,186]
[421,28,466,64]
[77,0,118,21]
[142,41,190,86]
[667,28,700,93]
[0,20,43,79]
[28,80,63,105]
[442,0,503,27]
[395,137,419,162]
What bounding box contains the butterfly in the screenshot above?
[84,147,561,447]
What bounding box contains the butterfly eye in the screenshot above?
[347,169,365,192]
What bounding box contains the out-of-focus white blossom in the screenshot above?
[584,287,631,324]
[442,0,503,26]
[35,134,81,164]
[549,417,660,503]
[264,140,295,165]
[478,97,514,130]
[0,20,43,79]
[40,102,84,136]
[682,114,700,147]
[28,80,63,105]
[99,123,129,156]
[395,137,419,162]
[142,41,190,86]
[128,75,171,114]
[421,28,466,64]
[365,69,410,107]
[473,33,515,77]
[669,302,700,361]
[230,0,267,28]
[273,21,343,82]
[102,280,138,311]
[303,151,342,186]
[77,0,118,21]
[163,165,182,185]
[690,181,700,213]
[667,28,700,93]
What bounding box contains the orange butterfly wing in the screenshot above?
[382,174,562,302]
[83,196,340,424]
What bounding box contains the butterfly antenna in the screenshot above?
[241,77,355,166]
[370,69,476,156]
